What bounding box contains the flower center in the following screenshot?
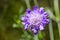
[28,13,41,25]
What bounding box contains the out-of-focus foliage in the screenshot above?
[0,0,60,40]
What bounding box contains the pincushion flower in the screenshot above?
[21,6,49,34]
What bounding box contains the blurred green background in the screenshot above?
[0,0,60,40]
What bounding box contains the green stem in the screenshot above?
[34,35,39,40]
[57,21,60,39]
[33,0,38,6]
[49,20,54,40]
[25,0,31,8]
[54,0,59,17]
[54,0,60,39]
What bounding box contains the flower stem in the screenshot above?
[54,0,60,39]
[33,0,38,6]
[25,0,31,8]
[34,35,39,40]
[49,20,54,40]
[57,21,60,39]
[54,0,59,17]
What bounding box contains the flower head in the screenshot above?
[21,6,49,34]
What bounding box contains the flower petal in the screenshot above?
[26,8,31,13]
[39,25,44,30]
[21,17,25,20]
[40,7,44,14]
[32,28,38,34]
[33,6,39,10]
[22,22,25,25]
[24,24,29,30]
[43,12,48,17]
[43,19,50,23]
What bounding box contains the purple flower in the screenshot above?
[21,6,49,34]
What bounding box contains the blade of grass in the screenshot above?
[33,0,38,6]
[49,20,54,40]
[46,8,55,40]
[57,21,60,39]
[54,0,60,17]
[54,0,60,39]
[25,0,31,8]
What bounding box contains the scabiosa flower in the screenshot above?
[21,6,49,34]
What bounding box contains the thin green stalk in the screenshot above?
[25,0,31,8]
[34,35,39,40]
[49,20,54,40]
[54,0,60,39]
[57,21,60,39]
[33,0,38,6]
[54,0,59,17]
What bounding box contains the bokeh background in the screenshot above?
[0,0,60,40]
